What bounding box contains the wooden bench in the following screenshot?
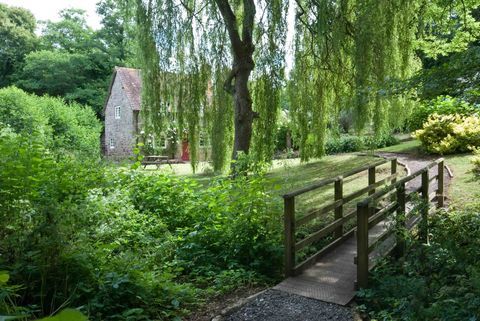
[141,155,171,169]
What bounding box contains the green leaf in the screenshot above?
[37,309,87,321]
[0,271,10,284]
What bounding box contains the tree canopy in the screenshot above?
[1,2,137,118]
[0,3,37,87]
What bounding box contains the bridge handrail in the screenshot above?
[283,158,398,277]
[283,159,390,199]
[356,158,445,289]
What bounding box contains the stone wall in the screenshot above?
[104,76,136,159]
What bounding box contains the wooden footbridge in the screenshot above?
[274,158,445,305]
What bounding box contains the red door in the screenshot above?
[181,141,190,161]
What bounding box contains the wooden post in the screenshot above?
[395,183,406,258]
[421,169,430,243]
[357,201,369,289]
[334,177,344,239]
[368,166,376,196]
[284,196,296,277]
[391,159,397,184]
[437,160,444,208]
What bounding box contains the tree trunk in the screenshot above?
[232,61,255,159]
[214,0,256,160]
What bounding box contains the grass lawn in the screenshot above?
[142,154,394,204]
[142,153,403,227]
[375,139,478,207]
[377,139,422,154]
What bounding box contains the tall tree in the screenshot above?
[136,1,286,171]
[0,3,37,87]
[96,0,137,65]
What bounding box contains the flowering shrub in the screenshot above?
[414,113,480,154]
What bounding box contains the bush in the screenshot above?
[325,135,364,154]
[0,86,101,157]
[414,113,480,154]
[324,134,399,155]
[358,206,480,320]
[408,96,478,131]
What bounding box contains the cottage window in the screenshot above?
[109,138,115,149]
[115,106,121,119]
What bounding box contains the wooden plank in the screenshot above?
[368,201,398,228]
[368,166,376,196]
[283,176,339,199]
[421,170,429,243]
[360,161,439,207]
[396,183,406,258]
[295,210,356,251]
[334,178,344,239]
[437,160,445,207]
[293,228,355,275]
[391,159,397,184]
[356,202,369,289]
[343,173,398,204]
[283,159,389,198]
[284,197,296,277]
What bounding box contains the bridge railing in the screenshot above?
[356,158,445,288]
[283,158,399,277]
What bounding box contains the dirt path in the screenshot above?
[375,152,452,196]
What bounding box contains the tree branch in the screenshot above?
[214,0,243,57]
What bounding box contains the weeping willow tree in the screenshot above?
[134,0,477,169]
[135,0,286,171]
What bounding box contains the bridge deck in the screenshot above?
[274,221,390,305]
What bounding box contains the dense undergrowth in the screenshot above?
[0,89,284,320]
[0,130,283,320]
[358,203,480,320]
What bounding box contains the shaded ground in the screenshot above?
[223,290,353,321]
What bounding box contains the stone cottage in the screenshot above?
[102,67,211,161]
[102,67,142,159]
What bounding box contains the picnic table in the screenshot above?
[141,155,172,169]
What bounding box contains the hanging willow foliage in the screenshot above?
[134,0,287,171]
[251,0,288,163]
[288,0,422,160]
[134,0,476,168]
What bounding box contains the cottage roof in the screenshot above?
[104,67,142,113]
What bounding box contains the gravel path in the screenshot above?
[223,290,354,321]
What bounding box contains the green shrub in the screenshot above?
[414,113,480,154]
[325,135,365,154]
[358,206,480,320]
[0,86,101,157]
[408,96,478,131]
[324,134,399,154]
